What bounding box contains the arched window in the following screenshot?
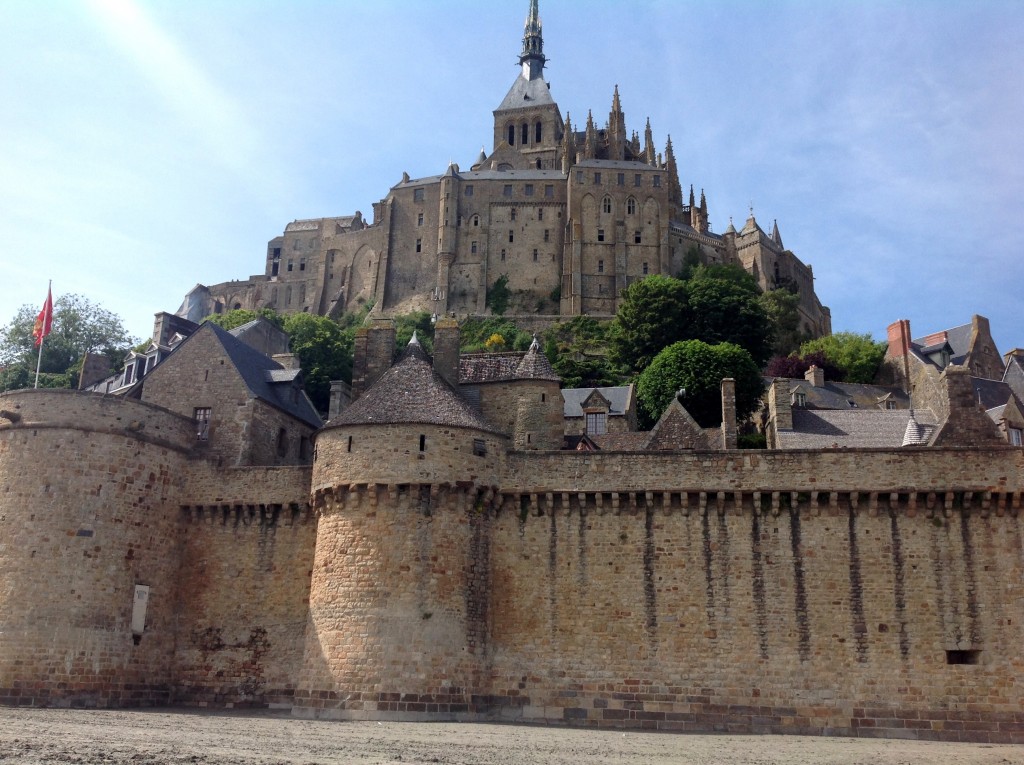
[535,121,542,143]
[472,215,479,227]
[507,124,515,145]
[602,196,612,214]
[521,123,529,145]
[626,197,636,215]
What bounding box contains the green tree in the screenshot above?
[758,287,808,358]
[203,308,284,331]
[610,275,690,374]
[459,317,531,353]
[799,332,887,384]
[282,313,354,414]
[542,315,624,389]
[685,270,773,366]
[0,294,136,391]
[635,340,764,429]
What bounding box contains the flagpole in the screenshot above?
[33,280,51,389]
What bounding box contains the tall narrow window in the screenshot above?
[521,123,529,145]
[508,125,515,145]
[597,229,605,242]
[509,230,514,243]
[533,249,538,261]
[535,121,542,143]
[419,434,426,452]
[642,262,649,275]
[543,229,550,242]
[594,172,602,184]
[471,241,478,254]
[194,407,211,441]
[617,173,625,186]
[602,196,612,214]
[598,259,604,273]
[417,212,424,226]
[545,184,554,198]
[576,170,584,184]
[501,249,506,261]
[511,208,517,221]
[627,197,636,215]
[416,238,422,253]
[347,435,353,452]
[634,174,641,187]
[538,208,544,221]
[653,175,661,187]
[277,428,288,457]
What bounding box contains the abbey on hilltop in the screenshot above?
[178,1,830,337]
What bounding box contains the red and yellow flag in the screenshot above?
[32,287,53,347]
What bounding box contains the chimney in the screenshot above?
[432,318,461,388]
[720,378,737,449]
[887,319,911,358]
[328,380,351,421]
[350,318,396,400]
[768,378,793,436]
[272,353,301,371]
[804,364,825,388]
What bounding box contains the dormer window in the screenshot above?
[1010,428,1023,446]
[792,392,807,408]
[585,411,607,435]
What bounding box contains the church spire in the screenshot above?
[561,113,576,172]
[644,117,655,165]
[608,85,626,161]
[519,0,546,80]
[664,135,681,205]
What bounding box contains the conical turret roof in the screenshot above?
[514,336,560,381]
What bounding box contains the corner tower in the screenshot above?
[492,0,563,169]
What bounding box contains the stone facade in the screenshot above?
[4,310,1024,741]
[181,2,831,339]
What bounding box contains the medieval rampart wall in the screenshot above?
[0,391,194,707]
[174,463,315,707]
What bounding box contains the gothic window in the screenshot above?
[472,215,479,226]
[521,123,529,145]
[627,197,636,215]
[508,124,515,145]
[602,196,612,214]
[535,121,542,143]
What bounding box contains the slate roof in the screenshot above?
[459,353,525,384]
[773,377,910,410]
[515,340,560,381]
[331,339,500,433]
[562,385,634,418]
[777,409,938,450]
[207,323,322,429]
[497,73,555,112]
[971,376,1015,410]
[914,322,973,366]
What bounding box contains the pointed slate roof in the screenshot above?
[331,338,500,433]
[514,337,560,381]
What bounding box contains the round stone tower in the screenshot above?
[0,390,194,706]
[297,336,506,720]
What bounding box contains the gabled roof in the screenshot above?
[332,339,500,433]
[562,385,633,418]
[205,323,322,428]
[972,376,1015,411]
[776,409,938,450]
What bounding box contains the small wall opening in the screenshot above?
[419,434,426,452]
[946,649,981,665]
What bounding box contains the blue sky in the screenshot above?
[2,0,1022,356]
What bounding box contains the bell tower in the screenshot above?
[491,0,563,169]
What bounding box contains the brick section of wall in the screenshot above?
[295,486,492,720]
[0,392,193,707]
[482,496,1024,741]
[173,505,317,708]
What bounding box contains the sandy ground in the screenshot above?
[0,708,1021,765]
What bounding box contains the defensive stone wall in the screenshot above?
[0,390,195,707]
